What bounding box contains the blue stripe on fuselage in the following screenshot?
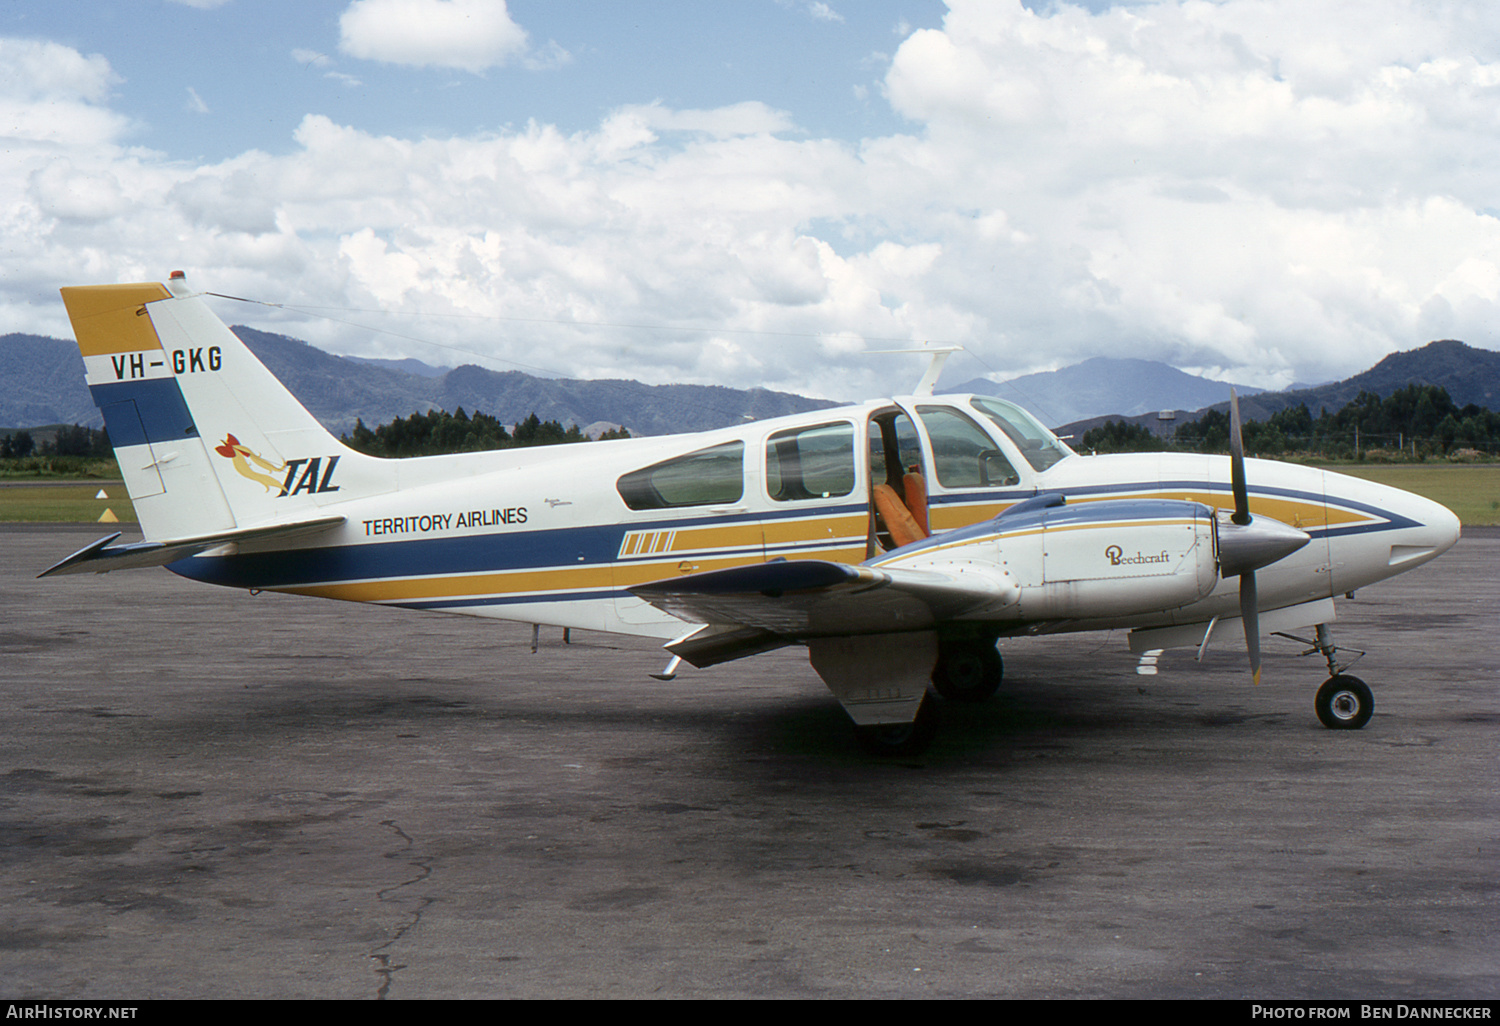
[170,521,629,588]
[930,480,1419,537]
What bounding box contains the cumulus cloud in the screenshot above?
[2,1,1498,404]
[873,0,1500,385]
[0,36,119,108]
[338,0,532,73]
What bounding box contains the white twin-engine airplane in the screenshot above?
[45,273,1461,754]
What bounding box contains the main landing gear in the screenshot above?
[1275,623,1373,730]
[853,639,1003,756]
[854,693,941,757]
[931,639,1004,704]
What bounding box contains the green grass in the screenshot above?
[1321,463,1500,526]
[0,483,136,523]
[0,456,121,479]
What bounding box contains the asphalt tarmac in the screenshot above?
[1,524,1495,1000]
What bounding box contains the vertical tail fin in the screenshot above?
[62,272,392,541]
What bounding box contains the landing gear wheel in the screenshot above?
[932,642,1003,703]
[854,695,940,757]
[1315,674,1373,730]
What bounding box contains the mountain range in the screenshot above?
[944,357,1267,428]
[1055,340,1500,441]
[2,327,1495,439]
[0,326,837,437]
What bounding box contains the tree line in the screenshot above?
[1080,385,1500,460]
[0,409,626,473]
[1,424,112,460]
[340,407,629,458]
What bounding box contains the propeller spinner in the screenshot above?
[1214,391,1311,684]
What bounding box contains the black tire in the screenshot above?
[854,695,940,757]
[932,641,1003,703]
[1315,674,1373,730]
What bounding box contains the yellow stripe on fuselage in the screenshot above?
[929,501,1010,530]
[931,490,1350,533]
[762,512,867,547]
[616,512,865,560]
[617,520,762,558]
[1141,490,1336,530]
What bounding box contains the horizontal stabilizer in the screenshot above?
[39,516,344,578]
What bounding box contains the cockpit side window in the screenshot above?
[916,406,1019,488]
[616,441,745,510]
[766,422,856,501]
[968,397,1072,471]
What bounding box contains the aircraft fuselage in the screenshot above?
[167,394,1460,645]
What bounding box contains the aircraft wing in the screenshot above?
[39,516,345,577]
[630,558,1018,667]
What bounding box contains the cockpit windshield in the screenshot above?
[968,397,1073,472]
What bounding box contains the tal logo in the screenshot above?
[215,434,340,496]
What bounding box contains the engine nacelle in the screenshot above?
[1006,500,1220,621]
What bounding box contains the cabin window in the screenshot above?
[969,397,1071,471]
[616,441,745,510]
[766,422,856,501]
[916,406,1019,488]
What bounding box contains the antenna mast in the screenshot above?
[867,344,966,396]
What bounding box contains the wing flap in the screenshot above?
[39,515,345,577]
[665,623,793,668]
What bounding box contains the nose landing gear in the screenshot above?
[1315,674,1374,730]
[1274,624,1373,730]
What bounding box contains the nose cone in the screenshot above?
[1321,469,1463,591]
[1217,513,1311,578]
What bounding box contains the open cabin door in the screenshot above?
[873,400,1040,549]
[866,406,931,556]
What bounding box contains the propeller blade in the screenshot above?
[1229,389,1250,526]
[1220,390,1282,685]
[1241,571,1261,686]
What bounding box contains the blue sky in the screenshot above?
[3,1,1497,402]
[4,2,949,161]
